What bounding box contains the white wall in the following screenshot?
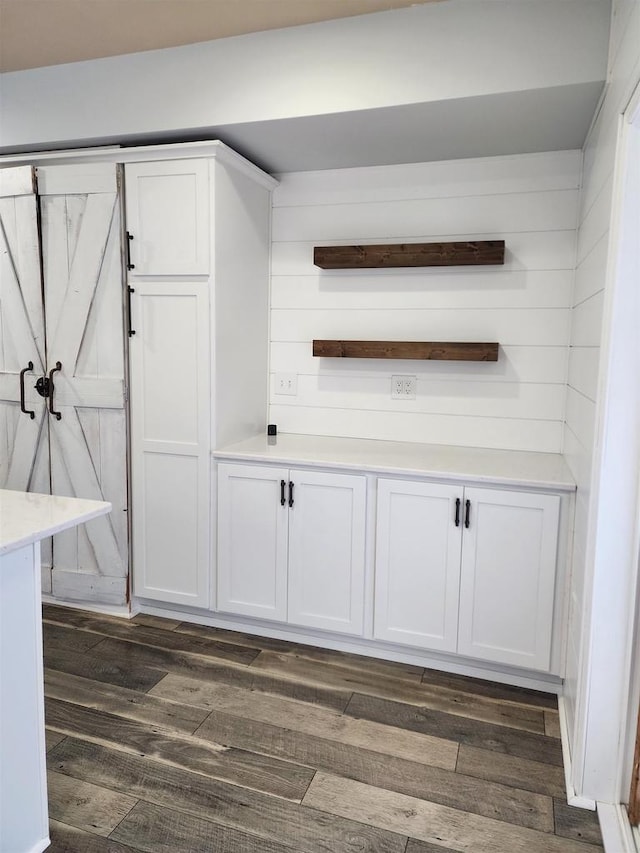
[563,0,640,802]
[269,151,580,453]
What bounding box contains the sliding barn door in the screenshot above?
[38,164,129,605]
[0,166,48,493]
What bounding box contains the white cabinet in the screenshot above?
[127,150,275,609]
[127,160,211,608]
[217,463,367,635]
[374,479,560,671]
[457,487,560,670]
[124,159,210,275]
[374,480,462,652]
[217,464,288,621]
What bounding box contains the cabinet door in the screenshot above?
[129,283,210,607]
[457,487,560,670]
[288,470,366,635]
[125,160,209,275]
[217,463,289,621]
[374,479,462,652]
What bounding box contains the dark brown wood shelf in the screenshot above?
[313,340,499,361]
[314,240,505,269]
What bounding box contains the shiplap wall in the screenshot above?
[269,151,581,453]
[563,0,640,780]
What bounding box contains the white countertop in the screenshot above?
[214,433,576,491]
[0,490,111,555]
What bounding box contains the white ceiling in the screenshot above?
[0,0,438,73]
[0,0,609,172]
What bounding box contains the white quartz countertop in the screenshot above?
[0,490,111,555]
[214,433,576,491]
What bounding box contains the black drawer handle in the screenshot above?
[454,497,461,527]
[127,286,136,337]
[280,479,286,506]
[49,362,62,420]
[465,499,471,529]
[126,231,135,270]
[288,481,294,508]
[20,361,35,419]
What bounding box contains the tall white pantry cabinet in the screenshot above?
[0,142,276,608]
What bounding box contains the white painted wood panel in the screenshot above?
[374,479,462,652]
[287,469,366,635]
[568,347,600,402]
[272,231,578,276]
[271,270,573,311]
[271,308,570,346]
[125,160,210,275]
[576,174,615,265]
[217,463,289,622]
[271,375,565,422]
[269,405,563,453]
[571,291,605,349]
[272,189,579,242]
[457,487,560,671]
[271,153,577,454]
[211,158,271,448]
[273,151,582,207]
[129,284,210,607]
[573,231,608,307]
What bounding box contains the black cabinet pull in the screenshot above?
[20,361,35,419]
[48,362,62,420]
[127,286,136,336]
[126,231,135,270]
[288,481,294,508]
[464,499,471,529]
[454,497,461,527]
[280,479,286,506]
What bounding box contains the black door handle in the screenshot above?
[464,499,471,529]
[288,481,294,508]
[127,286,136,336]
[454,497,461,527]
[280,479,286,506]
[126,231,135,270]
[48,362,62,420]
[20,361,35,419]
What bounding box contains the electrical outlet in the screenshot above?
[391,375,416,399]
[275,373,298,396]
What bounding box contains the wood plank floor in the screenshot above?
[41,605,604,853]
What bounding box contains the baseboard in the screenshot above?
[598,802,637,853]
[132,596,562,693]
[41,594,132,619]
[558,696,597,809]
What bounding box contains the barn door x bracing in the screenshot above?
[0,163,129,605]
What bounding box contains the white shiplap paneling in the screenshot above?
[562,0,640,802]
[270,151,580,452]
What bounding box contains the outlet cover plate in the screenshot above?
[275,373,298,396]
[391,375,416,399]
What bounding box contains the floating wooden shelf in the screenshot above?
[312,341,499,361]
[314,240,505,269]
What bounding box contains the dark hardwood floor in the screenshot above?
[41,604,603,852]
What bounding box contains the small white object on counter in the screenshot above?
[0,490,111,853]
[213,433,576,491]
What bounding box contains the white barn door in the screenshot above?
[38,164,129,604]
[0,167,53,585]
[0,166,48,492]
